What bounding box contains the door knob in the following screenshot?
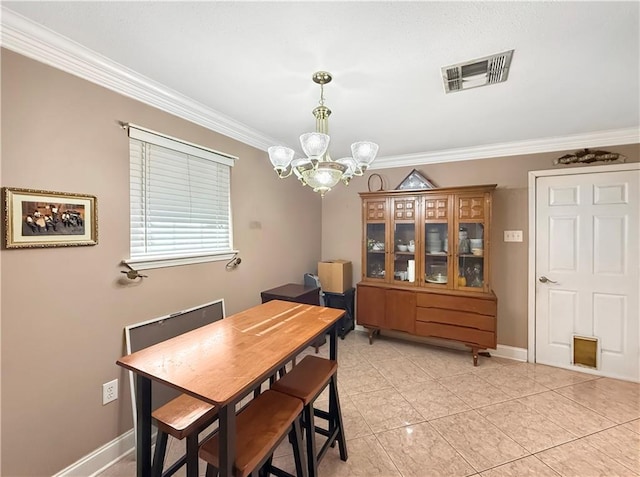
[538,276,557,284]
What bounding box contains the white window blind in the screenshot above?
[127,125,237,268]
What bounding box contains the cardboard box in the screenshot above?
[318,260,352,293]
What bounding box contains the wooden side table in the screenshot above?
[261,283,321,306]
[261,283,325,350]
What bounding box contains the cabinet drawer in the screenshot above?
[415,321,495,348]
[416,292,496,316]
[416,308,495,332]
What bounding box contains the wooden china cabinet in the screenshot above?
[357,184,497,365]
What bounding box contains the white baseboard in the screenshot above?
[356,326,528,362]
[493,344,528,362]
[53,429,135,477]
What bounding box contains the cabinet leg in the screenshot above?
[367,328,379,345]
[472,347,479,366]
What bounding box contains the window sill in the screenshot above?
[123,251,238,271]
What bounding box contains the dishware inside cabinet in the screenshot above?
[366,222,386,279]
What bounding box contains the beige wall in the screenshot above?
[0,50,322,476]
[322,144,639,349]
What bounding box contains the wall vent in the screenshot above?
[442,50,514,93]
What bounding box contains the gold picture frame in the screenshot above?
[3,187,98,248]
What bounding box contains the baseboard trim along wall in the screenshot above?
[53,429,135,477]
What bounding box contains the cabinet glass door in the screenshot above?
[365,222,386,280]
[391,198,417,285]
[393,223,416,283]
[424,223,449,285]
[456,222,485,289]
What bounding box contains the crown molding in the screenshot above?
[0,7,278,152]
[372,127,640,169]
[2,7,638,165]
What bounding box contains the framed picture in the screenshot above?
[395,169,436,190]
[3,187,98,248]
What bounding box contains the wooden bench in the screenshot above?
[151,394,218,477]
[199,389,306,477]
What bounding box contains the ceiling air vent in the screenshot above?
[442,50,514,93]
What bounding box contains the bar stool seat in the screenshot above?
[270,355,347,477]
[199,389,307,477]
[152,394,218,477]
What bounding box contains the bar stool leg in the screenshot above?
[302,405,318,477]
[151,431,168,477]
[291,416,308,477]
[329,376,347,461]
[185,433,199,477]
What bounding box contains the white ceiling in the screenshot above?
[2,1,639,167]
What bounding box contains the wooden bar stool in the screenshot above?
[151,394,218,477]
[270,355,347,477]
[199,389,307,477]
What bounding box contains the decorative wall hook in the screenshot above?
[226,254,242,270]
[121,267,148,280]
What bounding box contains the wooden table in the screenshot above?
[117,300,345,477]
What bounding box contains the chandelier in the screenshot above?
[268,71,379,197]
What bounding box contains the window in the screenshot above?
[125,124,238,270]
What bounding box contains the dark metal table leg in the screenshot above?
[136,375,152,477]
[219,402,237,477]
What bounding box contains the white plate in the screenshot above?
[426,276,448,284]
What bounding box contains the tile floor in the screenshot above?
[99,331,640,477]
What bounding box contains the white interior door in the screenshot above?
[535,169,639,382]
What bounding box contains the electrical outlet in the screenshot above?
[102,379,118,405]
[504,230,523,242]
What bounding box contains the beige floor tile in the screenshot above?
[477,400,575,453]
[555,378,640,424]
[527,365,597,389]
[473,366,550,398]
[582,424,640,473]
[349,387,424,433]
[438,372,511,408]
[517,391,615,437]
[339,330,371,348]
[480,455,561,476]
[430,410,528,472]
[396,379,471,420]
[385,337,435,357]
[338,348,365,368]
[353,338,404,363]
[410,353,476,378]
[536,438,639,477]
[317,434,402,477]
[369,356,433,387]
[624,418,640,434]
[337,362,393,396]
[96,451,137,476]
[376,422,475,477]
[315,396,373,440]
